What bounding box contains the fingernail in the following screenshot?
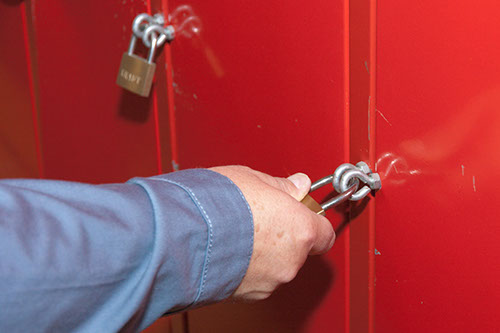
[288,173,311,191]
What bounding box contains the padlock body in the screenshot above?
[301,194,326,216]
[116,53,156,97]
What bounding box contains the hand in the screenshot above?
[209,166,335,301]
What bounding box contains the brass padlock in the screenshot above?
[116,34,157,97]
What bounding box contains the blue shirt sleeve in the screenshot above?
[0,169,254,332]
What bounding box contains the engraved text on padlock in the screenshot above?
[116,34,157,97]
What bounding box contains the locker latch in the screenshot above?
[301,162,381,216]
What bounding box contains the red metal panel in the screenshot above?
[376,1,500,331]
[30,0,161,183]
[348,0,376,332]
[0,2,40,178]
[152,0,178,175]
[165,1,348,332]
[26,0,174,331]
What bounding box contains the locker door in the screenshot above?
[165,1,349,332]
[374,1,500,332]
[27,1,162,183]
[2,1,175,332]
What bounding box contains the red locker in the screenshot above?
[2,0,500,332]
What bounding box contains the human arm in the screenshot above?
[0,166,334,332]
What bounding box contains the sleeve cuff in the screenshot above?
[129,169,254,310]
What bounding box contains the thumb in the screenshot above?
[285,173,311,201]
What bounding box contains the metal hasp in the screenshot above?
[301,161,382,216]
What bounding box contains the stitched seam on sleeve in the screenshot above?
[152,178,213,303]
[184,169,255,285]
[217,175,254,271]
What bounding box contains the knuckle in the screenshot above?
[272,178,293,195]
[278,266,300,284]
[281,179,298,195]
[325,220,335,242]
[298,217,317,246]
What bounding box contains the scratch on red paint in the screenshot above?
[376,109,392,126]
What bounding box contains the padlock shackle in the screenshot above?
[127,34,137,55]
[320,182,359,211]
[132,13,156,39]
[148,36,157,63]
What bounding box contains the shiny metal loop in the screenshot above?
[333,163,356,192]
[333,162,372,193]
[340,169,375,190]
[143,24,175,48]
[127,34,138,55]
[311,173,360,193]
[132,13,156,39]
[340,169,381,201]
[320,182,359,211]
[147,34,158,63]
[305,174,359,215]
[351,184,371,201]
[143,25,162,48]
[310,174,333,192]
[306,161,381,213]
